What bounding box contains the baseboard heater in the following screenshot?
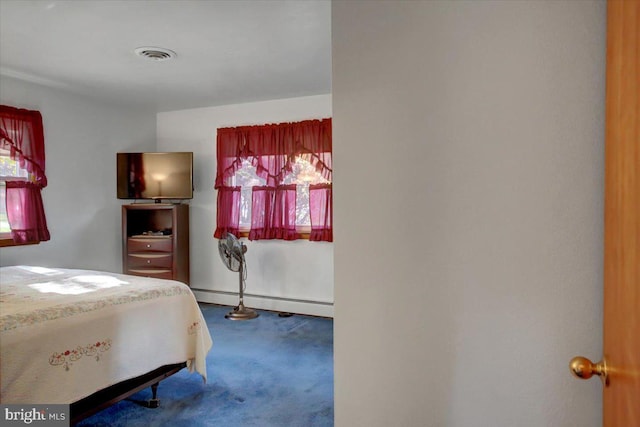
[194,288,334,306]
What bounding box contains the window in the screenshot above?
[0,105,50,246]
[231,156,330,232]
[214,118,332,242]
[0,153,29,236]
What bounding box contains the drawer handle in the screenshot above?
[146,244,151,248]
[147,260,151,264]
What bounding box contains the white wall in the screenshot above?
[157,95,333,317]
[0,76,157,271]
[333,1,604,426]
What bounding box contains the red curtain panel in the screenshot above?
[0,105,50,244]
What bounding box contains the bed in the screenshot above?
[0,265,212,423]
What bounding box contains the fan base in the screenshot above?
[225,304,259,321]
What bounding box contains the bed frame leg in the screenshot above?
[148,382,160,408]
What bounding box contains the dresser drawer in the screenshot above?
[128,253,173,269]
[127,268,174,280]
[128,237,172,253]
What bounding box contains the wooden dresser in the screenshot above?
[122,203,189,285]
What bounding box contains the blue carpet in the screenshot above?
[77,304,334,426]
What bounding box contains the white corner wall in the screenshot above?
[157,95,334,317]
[333,1,604,426]
[0,76,157,271]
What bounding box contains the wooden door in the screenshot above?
[603,1,639,425]
[570,1,639,426]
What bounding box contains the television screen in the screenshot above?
[117,152,193,200]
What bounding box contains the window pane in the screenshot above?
[232,160,265,228]
[282,156,330,186]
[240,187,253,228]
[283,157,330,227]
[0,154,27,235]
[232,159,266,187]
[0,154,28,179]
[296,184,310,226]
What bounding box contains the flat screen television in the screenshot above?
[117,152,193,200]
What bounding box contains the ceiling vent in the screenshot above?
[134,47,177,62]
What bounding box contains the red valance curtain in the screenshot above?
[214,118,332,242]
[0,105,50,244]
[215,118,332,188]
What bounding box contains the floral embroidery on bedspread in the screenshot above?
[0,284,49,303]
[188,320,201,335]
[0,286,191,332]
[49,339,112,371]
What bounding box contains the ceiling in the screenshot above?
[0,0,332,112]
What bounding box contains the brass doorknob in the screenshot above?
[569,356,608,385]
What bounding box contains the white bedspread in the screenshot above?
[0,266,212,404]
